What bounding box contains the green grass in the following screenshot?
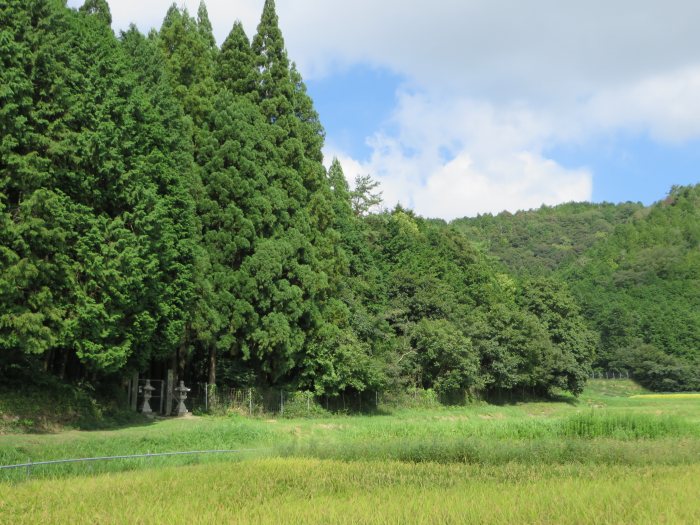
[560,410,695,439]
[1,379,699,523]
[1,380,699,476]
[631,393,700,399]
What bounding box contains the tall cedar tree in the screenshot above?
[157,3,220,381]
[241,0,344,388]
[119,27,204,377]
[202,24,276,385]
[0,0,76,371]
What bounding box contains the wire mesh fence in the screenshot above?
[185,385,458,417]
[590,370,631,380]
[187,385,401,416]
[140,372,636,418]
[0,449,265,482]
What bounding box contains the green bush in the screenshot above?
[281,392,330,419]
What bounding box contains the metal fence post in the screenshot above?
[165,369,174,416]
[205,383,208,412]
[130,372,139,412]
[159,381,165,415]
[280,390,284,416]
[249,388,253,416]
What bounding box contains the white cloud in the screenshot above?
[277,0,700,98]
[327,92,592,219]
[585,65,700,143]
[281,0,700,215]
[414,153,592,219]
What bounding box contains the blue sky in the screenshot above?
[309,68,700,207]
[547,134,700,205]
[70,0,700,219]
[306,66,404,163]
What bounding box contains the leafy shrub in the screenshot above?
[281,392,330,419]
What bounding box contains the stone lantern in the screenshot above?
[141,380,156,415]
[174,381,191,416]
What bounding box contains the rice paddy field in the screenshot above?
[1,380,699,524]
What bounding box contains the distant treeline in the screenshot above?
[454,186,700,391]
[6,0,687,400]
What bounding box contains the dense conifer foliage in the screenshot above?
[19,0,700,399]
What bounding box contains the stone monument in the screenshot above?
[141,379,155,415]
[174,381,191,416]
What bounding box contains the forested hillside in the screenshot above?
[4,0,697,398]
[454,187,700,391]
[564,186,700,391]
[0,0,598,400]
[452,202,644,276]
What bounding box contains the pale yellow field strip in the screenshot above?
[630,393,700,399]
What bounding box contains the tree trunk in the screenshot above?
[178,341,187,383]
[207,346,216,410]
[208,346,216,387]
[58,349,69,380]
[43,349,54,373]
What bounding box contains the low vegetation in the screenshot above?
[1,381,699,522]
[4,460,699,525]
[0,379,140,434]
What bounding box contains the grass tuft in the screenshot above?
[560,411,694,439]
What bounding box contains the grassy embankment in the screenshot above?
[1,380,699,523]
[0,380,141,434]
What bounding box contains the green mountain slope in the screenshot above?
[563,186,700,391]
[452,201,643,276]
[453,187,700,391]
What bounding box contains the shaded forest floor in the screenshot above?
[0,380,143,434]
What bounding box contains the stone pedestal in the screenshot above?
[141,380,155,415]
[174,381,191,416]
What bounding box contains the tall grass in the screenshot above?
[560,411,694,439]
[277,436,700,467]
[2,381,698,482]
[2,459,699,524]
[631,393,700,399]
